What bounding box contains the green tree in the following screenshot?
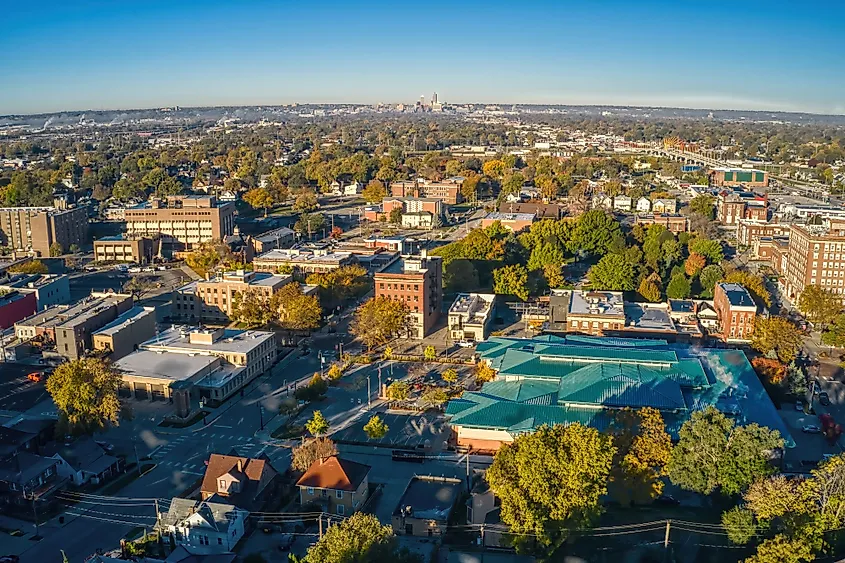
[486,424,615,551]
[69,243,80,254]
[351,296,410,350]
[607,408,672,505]
[8,260,49,274]
[420,387,448,408]
[493,264,529,301]
[798,284,843,327]
[571,210,622,256]
[385,381,410,402]
[294,212,325,237]
[306,410,330,436]
[363,415,389,440]
[303,512,419,563]
[362,180,387,203]
[724,270,772,307]
[231,288,273,327]
[688,195,716,220]
[666,273,691,299]
[389,207,403,224]
[293,190,319,212]
[588,254,635,291]
[822,314,845,348]
[699,264,725,298]
[442,368,458,385]
[638,273,662,303]
[49,242,63,257]
[243,187,274,217]
[291,437,337,472]
[527,242,565,272]
[743,535,814,563]
[751,316,803,363]
[667,406,783,496]
[295,373,328,403]
[47,358,124,435]
[722,507,757,545]
[184,239,233,278]
[688,238,723,263]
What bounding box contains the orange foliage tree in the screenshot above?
[751,357,786,385]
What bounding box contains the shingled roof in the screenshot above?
[296,455,370,492]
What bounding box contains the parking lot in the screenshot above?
[332,411,451,449]
[0,363,51,413]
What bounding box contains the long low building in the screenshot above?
[253,248,358,274]
[115,326,277,417]
[446,335,792,452]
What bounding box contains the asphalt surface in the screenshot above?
[0,364,50,412]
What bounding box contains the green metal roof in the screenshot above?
[479,380,559,405]
[564,335,669,348]
[557,363,687,410]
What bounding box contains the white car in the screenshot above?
[142,267,154,272]
[456,340,475,348]
[128,267,141,273]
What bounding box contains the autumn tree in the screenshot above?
[303,513,420,563]
[306,264,370,309]
[482,159,507,179]
[271,283,321,331]
[185,239,233,278]
[242,187,274,217]
[385,381,410,402]
[607,408,672,505]
[293,190,319,212]
[684,253,706,277]
[49,242,64,257]
[751,316,803,363]
[688,238,723,263]
[294,373,328,403]
[667,406,783,496]
[486,424,615,551]
[291,437,337,472]
[588,254,635,291]
[474,362,496,384]
[363,415,389,440]
[442,368,458,385]
[231,288,273,327]
[493,264,529,301]
[638,273,662,303]
[362,180,387,203]
[423,345,436,361]
[47,358,124,436]
[822,314,845,348]
[798,284,843,327]
[8,259,48,274]
[420,387,448,408]
[724,270,772,307]
[306,410,330,436]
[351,296,410,350]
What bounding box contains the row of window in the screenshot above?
[379,283,420,291]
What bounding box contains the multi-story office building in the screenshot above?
[374,252,442,339]
[711,168,769,188]
[448,293,496,342]
[14,291,134,359]
[172,270,309,323]
[737,219,791,247]
[124,195,235,251]
[0,206,87,257]
[93,234,159,264]
[782,219,845,301]
[390,178,464,205]
[250,227,295,254]
[713,283,757,343]
[717,191,768,226]
[253,248,357,274]
[91,306,157,360]
[115,326,277,416]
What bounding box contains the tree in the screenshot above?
[666,273,691,299]
[122,276,156,299]
[688,238,723,264]
[47,358,123,435]
[243,187,274,217]
[475,363,496,384]
[303,512,419,563]
[294,212,325,237]
[271,283,322,331]
[351,296,410,350]
[722,507,757,545]
[607,408,672,505]
[184,239,233,278]
[423,345,436,361]
[493,264,529,301]
[69,243,80,254]
[743,535,814,563]
[326,364,343,382]
[542,263,565,289]
[8,259,48,274]
[330,226,343,239]
[49,242,63,257]
[293,190,319,212]
[667,406,783,496]
[638,273,662,303]
[306,410,330,437]
[385,381,410,402]
[444,260,480,293]
[571,210,622,256]
[482,159,507,179]
[291,437,337,472]
[751,316,803,363]
[420,387,448,408]
[442,369,458,385]
[688,195,716,220]
[231,288,273,327]
[752,357,787,385]
[588,254,635,291]
[699,264,725,298]
[684,253,706,277]
[306,264,370,309]
[362,180,387,203]
[363,415,389,440]
[822,314,845,348]
[786,361,808,396]
[486,424,616,550]
[724,270,772,307]
[295,373,328,403]
[388,207,403,224]
[798,285,843,327]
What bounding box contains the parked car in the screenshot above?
[128,267,141,273]
[819,392,831,406]
[802,425,822,434]
[796,401,804,412]
[456,340,475,348]
[26,372,43,382]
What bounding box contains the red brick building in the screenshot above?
[0,291,37,329]
[713,282,757,343]
[737,220,791,247]
[374,252,442,339]
[390,179,463,205]
[635,213,689,233]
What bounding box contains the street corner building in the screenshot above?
[445,335,793,452]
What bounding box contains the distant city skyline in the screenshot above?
[2,0,844,116]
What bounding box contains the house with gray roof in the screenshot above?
[44,436,122,486]
[159,497,248,554]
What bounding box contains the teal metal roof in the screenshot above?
[557,363,686,410]
[564,335,669,348]
[535,344,678,364]
[479,380,559,405]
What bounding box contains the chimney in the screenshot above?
[237,458,244,472]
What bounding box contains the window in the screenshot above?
[217,538,223,545]
[336,490,343,499]
[307,487,314,495]
[337,504,345,515]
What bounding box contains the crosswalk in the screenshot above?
[150,432,289,475]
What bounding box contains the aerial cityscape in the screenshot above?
[1,2,845,563]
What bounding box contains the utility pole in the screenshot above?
[367,373,372,409]
[465,453,471,489]
[134,444,141,475]
[377,365,382,398]
[31,495,39,538]
[259,404,265,431]
[318,514,323,539]
[664,519,671,549]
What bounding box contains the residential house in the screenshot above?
[392,475,463,537]
[159,497,248,554]
[652,199,678,214]
[296,456,371,516]
[613,195,632,212]
[0,452,61,507]
[44,437,122,486]
[200,452,279,512]
[636,197,652,213]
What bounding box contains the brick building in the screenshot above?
[737,220,791,247]
[711,168,769,188]
[713,283,757,343]
[717,191,768,226]
[124,195,235,251]
[390,178,463,205]
[253,248,357,274]
[374,252,442,339]
[0,291,37,329]
[634,213,689,233]
[480,212,536,233]
[782,219,845,301]
[93,235,159,264]
[0,206,87,257]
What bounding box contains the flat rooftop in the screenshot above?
[202,271,292,288]
[115,350,237,384]
[484,212,535,221]
[449,293,495,320]
[393,476,462,520]
[92,307,155,338]
[569,290,624,317]
[141,326,274,355]
[718,283,756,308]
[254,249,353,264]
[16,293,130,329]
[377,255,438,276]
[624,304,675,331]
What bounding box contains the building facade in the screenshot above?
[448,293,496,342]
[0,206,87,257]
[390,178,463,205]
[634,213,689,233]
[93,235,159,264]
[91,306,157,360]
[124,195,235,250]
[737,220,791,247]
[253,249,357,274]
[782,220,845,301]
[374,253,442,339]
[296,456,371,516]
[173,270,296,323]
[711,168,769,187]
[713,282,757,343]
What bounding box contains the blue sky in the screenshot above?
[1,0,844,115]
